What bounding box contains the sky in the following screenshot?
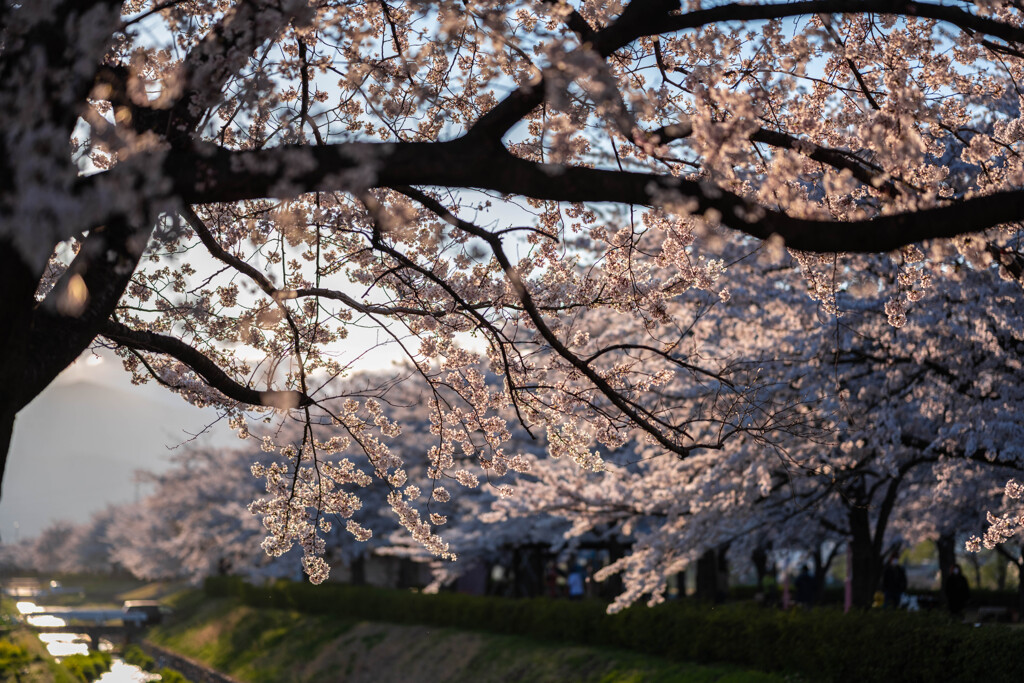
[1,322,419,542]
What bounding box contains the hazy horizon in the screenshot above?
[0,352,235,541]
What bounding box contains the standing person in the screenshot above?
[945,564,971,619]
[882,554,908,608]
[794,565,816,608]
[567,563,586,600]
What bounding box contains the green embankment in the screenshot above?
[148,591,785,683]
[0,614,78,683]
[0,630,79,683]
[0,601,78,683]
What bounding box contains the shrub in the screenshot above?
[0,640,32,680]
[61,651,111,683]
[122,644,156,672]
[156,667,193,683]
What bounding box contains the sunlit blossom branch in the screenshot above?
[540,0,598,44]
[472,213,700,459]
[118,0,191,29]
[162,0,310,145]
[819,17,881,111]
[183,202,398,379]
[583,343,735,388]
[471,0,1024,144]
[649,120,904,197]
[900,434,1024,471]
[181,204,313,412]
[467,0,678,142]
[387,186,744,447]
[355,192,538,435]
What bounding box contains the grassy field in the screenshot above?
[148,591,791,683]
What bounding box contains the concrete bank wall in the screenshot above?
[139,641,243,683]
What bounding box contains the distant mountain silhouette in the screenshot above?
[1,377,231,539]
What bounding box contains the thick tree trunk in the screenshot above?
[675,569,687,599]
[812,546,830,605]
[0,218,157,514]
[967,552,983,589]
[0,242,40,495]
[716,545,730,601]
[0,406,13,534]
[849,506,881,608]
[602,539,625,600]
[695,546,728,603]
[1017,554,1024,621]
[695,549,718,602]
[350,554,366,585]
[751,545,770,591]
[937,533,957,597]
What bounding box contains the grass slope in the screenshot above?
[148,592,787,683]
[0,601,79,683]
[0,629,79,683]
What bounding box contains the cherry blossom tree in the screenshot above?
[57,506,123,574]
[5,0,1024,582]
[104,446,292,581]
[479,259,1024,610]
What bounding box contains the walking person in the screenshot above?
[945,564,970,619]
[882,554,907,608]
[794,565,816,608]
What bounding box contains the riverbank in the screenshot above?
[0,625,77,683]
[134,642,238,683]
[147,590,784,682]
[0,581,196,683]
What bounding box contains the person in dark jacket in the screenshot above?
[794,565,816,607]
[945,564,970,618]
[882,554,908,608]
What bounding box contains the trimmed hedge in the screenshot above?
[205,576,1024,683]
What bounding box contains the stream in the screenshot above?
[17,601,158,682]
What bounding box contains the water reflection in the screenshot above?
[37,632,90,657]
[16,601,41,614]
[97,659,161,682]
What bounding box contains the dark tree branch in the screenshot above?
[151,139,1024,254]
[664,2,1024,48]
[24,218,155,410]
[99,319,313,409]
[470,0,1024,152]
